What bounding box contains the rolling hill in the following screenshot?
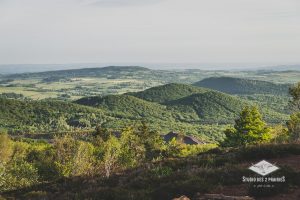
[76,83,288,124]
[127,83,208,104]
[0,82,289,137]
[167,91,247,123]
[75,95,174,121]
[194,77,290,95]
[77,84,245,123]
[5,66,151,79]
[0,98,107,133]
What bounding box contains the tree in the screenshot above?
[287,113,300,142]
[270,125,289,143]
[103,136,121,178]
[289,82,300,112]
[137,122,164,160]
[119,127,145,168]
[164,138,182,157]
[287,82,300,141]
[223,106,272,147]
[94,125,110,142]
[52,116,70,131]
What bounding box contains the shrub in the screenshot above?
[0,133,13,163]
[150,166,173,178]
[0,159,39,192]
[53,136,95,177]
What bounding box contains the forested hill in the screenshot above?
[0,98,107,133]
[166,91,248,123]
[75,95,174,120]
[5,66,150,79]
[0,82,289,136]
[76,83,288,124]
[194,77,291,95]
[126,83,208,103]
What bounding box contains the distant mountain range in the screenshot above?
[0,64,299,75]
[5,66,150,79]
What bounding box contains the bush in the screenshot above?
[0,133,13,163]
[150,166,173,178]
[0,159,39,192]
[53,136,95,177]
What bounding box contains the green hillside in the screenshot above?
[168,91,288,124]
[0,82,289,137]
[0,98,106,134]
[75,95,174,121]
[194,77,290,95]
[76,84,288,124]
[167,91,248,123]
[76,84,245,124]
[127,83,208,103]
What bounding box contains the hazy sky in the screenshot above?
[0,0,299,66]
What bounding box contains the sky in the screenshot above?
[0,0,300,68]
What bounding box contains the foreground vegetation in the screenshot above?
[0,123,217,194]
[1,142,299,200]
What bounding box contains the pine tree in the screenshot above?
[223,106,271,146]
[289,82,300,112]
[287,82,300,141]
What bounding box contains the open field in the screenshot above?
[1,67,299,100]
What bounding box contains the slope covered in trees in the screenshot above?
[0,98,106,134]
[194,77,290,95]
[167,91,248,123]
[0,82,289,136]
[76,84,288,124]
[75,95,174,120]
[127,83,208,104]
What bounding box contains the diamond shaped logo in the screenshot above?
[249,160,279,176]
